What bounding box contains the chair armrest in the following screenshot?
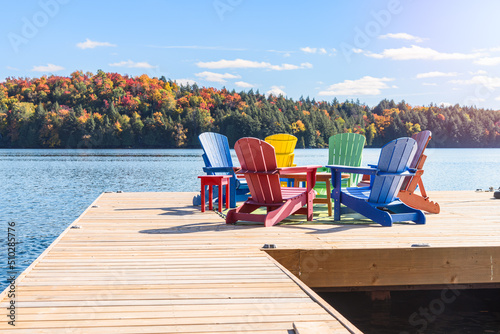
[376,169,416,177]
[237,169,280,175]
[278,166,321,189]
[278,165,322,174]
[203,166,235,174]
[325,165,378,175]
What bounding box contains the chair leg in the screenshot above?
[307,190,314,221]
[326,180,332,216]
[208,185,213,211]
[229,177,237,208]
[226,203,261,224]
[200,185,206,212]
[218,184,223,212]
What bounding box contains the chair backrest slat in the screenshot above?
[409,130,431,169]
[369,137,417,204]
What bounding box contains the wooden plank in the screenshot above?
[0,191,358,333]
[294,321,339,334]
[2,190,499,333]
[268,247,500,288]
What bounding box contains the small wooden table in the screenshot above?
[198,175,231,212]
[279,172,349,216]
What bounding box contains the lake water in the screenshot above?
[1,148,500,332]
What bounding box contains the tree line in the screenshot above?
[1,71,499,149]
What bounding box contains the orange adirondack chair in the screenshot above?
[226,137,320,227]
[398,130,440,214]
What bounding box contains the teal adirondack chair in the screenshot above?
[193,132,249,208]
[326,137,426,226]
[315,133,366,199]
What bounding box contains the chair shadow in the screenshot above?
[135,202,400,235]
[139,208,382,235]
[139,221,266,234]
[116,206,198,216]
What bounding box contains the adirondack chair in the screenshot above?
[327,137,426,227]
[397,130,440,214]
[195,132,249,208]
[264,133,298,167]
[316,133,366,196]
[265,133,298,187]
[226,137,320,227]
[358,131,440,213]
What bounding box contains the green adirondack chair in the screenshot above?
[315,133,366,198]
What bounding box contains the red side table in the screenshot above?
[198,175,231,212]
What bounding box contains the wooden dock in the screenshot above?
[1,190,499,333]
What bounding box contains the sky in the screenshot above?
[2,0,500,109]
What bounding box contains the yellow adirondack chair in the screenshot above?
[264,133,297,167]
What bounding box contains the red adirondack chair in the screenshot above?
[398,130,440,214]
[226,137,320,227]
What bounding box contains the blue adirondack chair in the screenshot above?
[326,137,426,227]
[194,132,249,208]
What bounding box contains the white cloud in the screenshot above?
[379,33,425,43]
[416,71,459,79]
[196,58,312,71]
[235,81,254,88]
[175,79,197,86]
[6,66,19,71]
[450,75,500,90]
[77,38,116,49]
[301,47,328,55]
[495,96,500,101]
[365,45,482,61]
[195,71,240,83]
[269,62,312,70]
[109,60,156,68]
[266,85,286,96]
[197,59,269,69]
[301,47,317,54]
[422,83,438,86]
[475,46,500,53]
[466,97,486,103]
[266,50,295,57]
[31,63,64,72]
[319,76,394,96]
[474,56,500,66]
[439,102,452,107]
[147,45,246,51]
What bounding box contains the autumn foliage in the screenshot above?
[1,71,499,148]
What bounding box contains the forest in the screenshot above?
[1,70,500,149]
